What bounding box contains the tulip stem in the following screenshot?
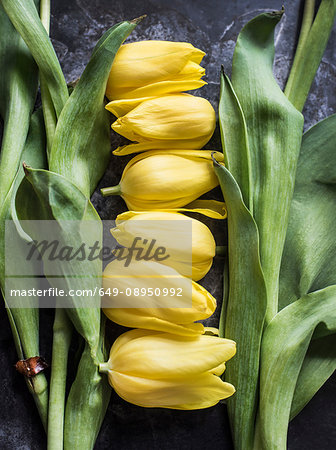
[284,0,336,112]
[215,245,227,257]
[47,309,72,450]
[99,362,110,374]
[284,0,315,109]
[101,185,122,197]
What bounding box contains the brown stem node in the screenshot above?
[15,356,49,378]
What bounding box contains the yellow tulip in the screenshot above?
[106,94,216,152]
[99,329,236,409]
[111,210,215,281]
[100,150,224,210]
[106,40,206,100]
[102,258,216,335]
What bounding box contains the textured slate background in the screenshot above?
[1,0,336,448]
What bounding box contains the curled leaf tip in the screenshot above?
[101,184,122,197]
[269,7,285,18]
[68,78,80,90]
[211,151,222,167]
[130,15,147,25]
[22,162,31,176]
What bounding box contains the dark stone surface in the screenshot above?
[0,0,336,449]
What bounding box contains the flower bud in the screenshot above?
[102,259,216,335]
[106,94,216,153]
[111,210,215,281]
[106,40,206,100]
[100,150,224,210]
[99,329,236,409]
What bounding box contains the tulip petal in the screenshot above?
[184,199,227,219]
[112,333,236,379]
[115,41,205,64]
[191,260,213,281]
[122,150,224,170]
[106,41,206,100]
[204,327,220,336]
[109,371,235,409]
[211,362,226,376]
[120,193,199,211]
[112,138,213,155]
[104,308,205,336]
[114,202,227,220]
[120,151,223,210]
[114,206,225,222]
[107,42,205,88]
[106,97,154,117]
[118,150,224,210]
[112,210,215,281]
[110,328,157,360]
[102,259,216,330]
[107,79,206,101]
[111,94,216,143]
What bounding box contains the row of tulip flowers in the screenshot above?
[99,41,236,409]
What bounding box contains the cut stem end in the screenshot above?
[101,185,122,197]
[99,362,110,374]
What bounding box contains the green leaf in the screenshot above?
[218,69,252,211]
[0,110,47,345]
[230,11,304,322]
[0,109,48,429]
[15,167,101,350]
[14,167,110,446]
[278,114,336,419]
[257,286,336,450]
[290,333,336,419]
[214,160,267,450]
[0,1,39,218]
[49,19,140,197]
[280,114,336,307]
[1,0,68,117]
[64,323,111,450]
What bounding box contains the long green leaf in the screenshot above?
[290,333,336,419]
[0,110,48,428]
[49,19,141,197]
[231,11,304,322]
[14,167,109,447]
[15,168,101,350]
[218,69,252,211]
[278,114,336,419]
[0,1,38,218]
[64,323,111,450]
[257,286,336,450]
[1,110,47,349]
[280,114,336,307]
[1,0,68,117]
[214,160,267,450]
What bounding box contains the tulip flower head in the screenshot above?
[99,329,236,409]
[102,258,216,335]
[101,150,224,210]
[106,94,216,155]
[106,40,206,101]
[111,210,216,281]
